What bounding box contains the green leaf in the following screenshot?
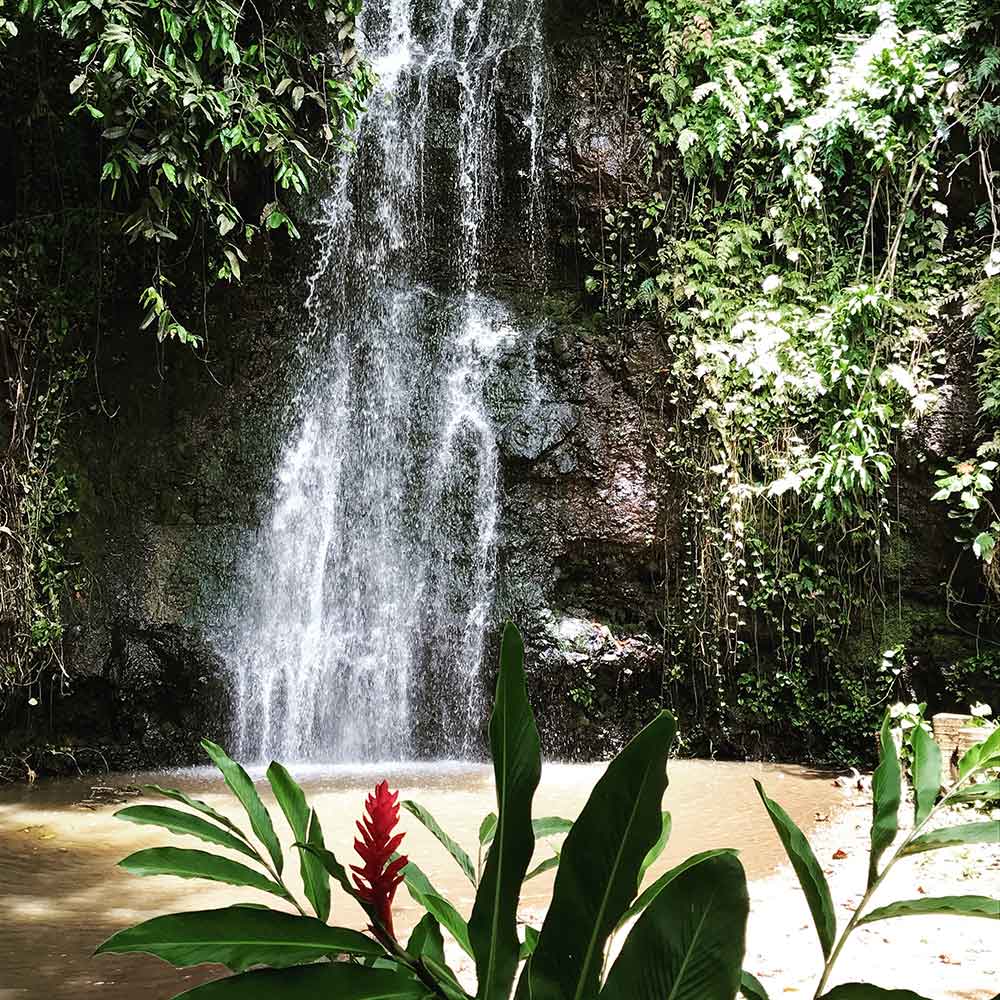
[948,781,1000,803]
[174,963,431,999]
[601,852,749,1000]
[618,848,740,928]
[266,763,330,921]
[95,906,384,971]
[754,780,836,958]
[114,805,259,861]
[119,847,288,899]
[202,739,283,875]
[819,986,934,1000]
[640,811,672,880]
[532,817,573,840]
[525,853,560,881]
[901,821,1000,855]
[144,784,248,840]
[469,623,542,1000]
[910,725,941,825]
[407,914,447,966]
[868,715,901,887]
[403,800,477,885]
[858,895,999,925]
[296,842,371,909]
[516,711,676,1000]
[404,860,473,957]
[740,971,770,1000]
[479,813,497,844]
[519,925,539,960]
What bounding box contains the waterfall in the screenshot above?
[219,0,546,762]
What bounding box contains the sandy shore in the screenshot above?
[743,788,999,999]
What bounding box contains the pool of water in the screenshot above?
[0,758,840,998]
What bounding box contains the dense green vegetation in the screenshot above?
[585,0,1000,757]
[2,0,999,765]
[0,0,370,691]
[96,625,1000,998]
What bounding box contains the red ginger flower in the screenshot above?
[351,780,407,939]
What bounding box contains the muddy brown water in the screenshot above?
[0,759,841,998]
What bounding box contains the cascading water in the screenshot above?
[218,0,546,762]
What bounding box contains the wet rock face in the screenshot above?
[491,301,673,755]
[103,623,232,754]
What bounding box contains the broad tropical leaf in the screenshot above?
[948,781,1000,803]
[174,963,431,999]
[403,800,477,885]
[901,822,1000,855]
[755,779,836,958]
[819,986,934,1000]
[868,715,901,887]
[266,763,330,921]
[407,914,447,966]
[404,859,474,958]
[740,971,770,1000]
[640,811,672,880]
[618,848,739,928]
[144,784,249,840]
[910,726,941,826]
[115,805,259,861]
[469,623,542,1000]
[120,847,288,899]
[202,739,284,875]
[858,895,999,924]
[407,915,469,1000]
[95,906,384,971]
[516,710,676,1000]
[601,852,749,1000]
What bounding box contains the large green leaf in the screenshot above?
[266,763,330,921]
[868,715,901,887]
[516,710,676,1000]
[469,623,542,1000]
[174,963,431,999]
[600,852,749,1000]
[618,849,739,928]
[115,805,259,861]
[901,821,1000,855]
[144,784,249,841]
[740,971,769,1000]
[407,917,468,1000]
[202,739,283,876]
[819,986,933,1000]
[119,847,288,899]
[754,779,836,958]
[909,726,941,826]
[403,800,477,886]
[95,906,384,972]
[958,726,1000,778]
[858,895,999,925]
[404,859,473,957]
[407,914,447,966]
[948,780,1000,803]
